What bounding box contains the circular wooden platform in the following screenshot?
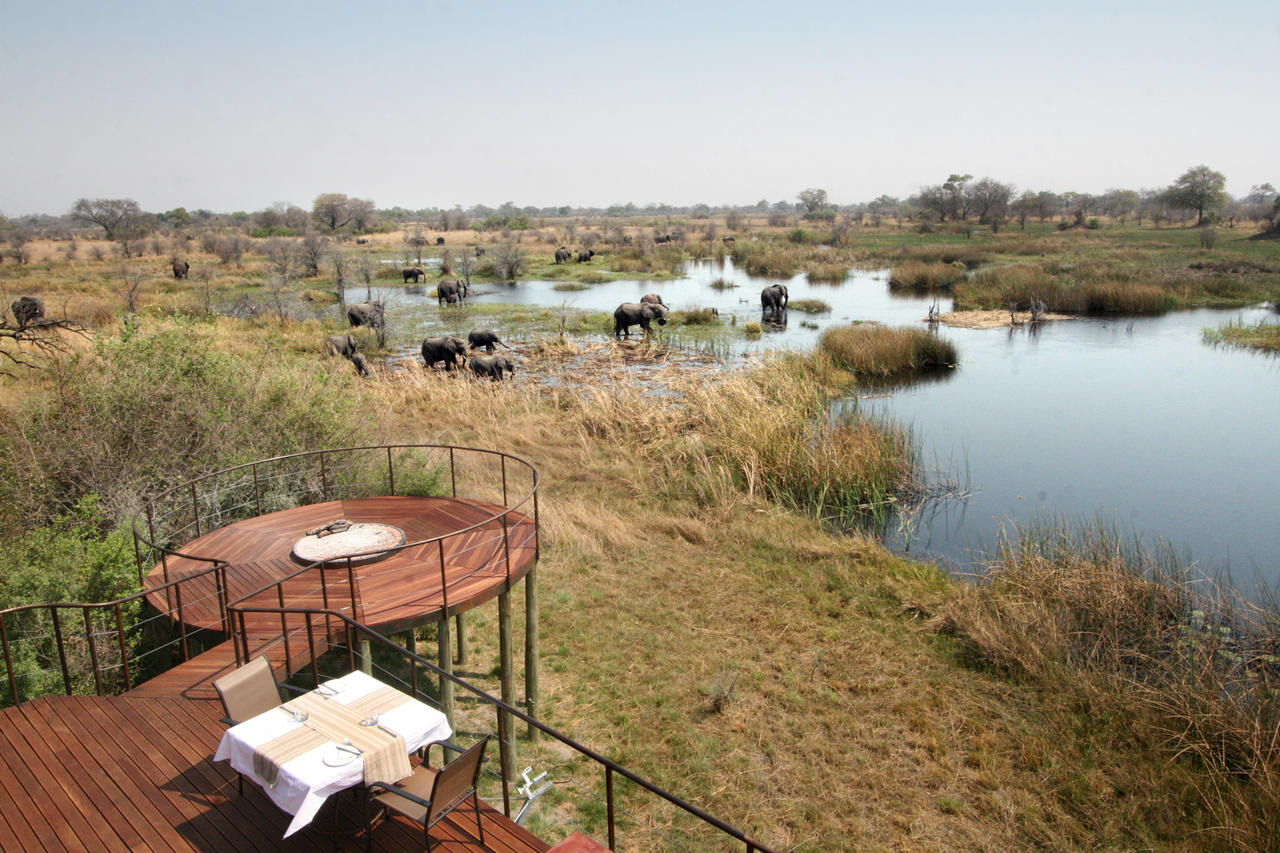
[144,496,537,636]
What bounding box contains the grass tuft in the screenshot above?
[819,324,957,378]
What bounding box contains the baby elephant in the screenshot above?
[467,329,512,352]
[470,353,514,381]
[324,333,359,358]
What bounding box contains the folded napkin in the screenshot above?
[252,722,327,786]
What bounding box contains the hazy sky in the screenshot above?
[2,0,1277,216]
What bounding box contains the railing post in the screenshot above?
[319,451,329,501]
[497,705,512,817]
[236,611,249,665]
[174,583,190,661]
[51,609,72,695]
[305,614,319,685]
[386,446,395,495]
[448,447,457,497]
[215,564,231,637]
[83,609,102,696]
[252,462,262,516]
[501,455,508,506]
[533,489,540,562]
[0,615,18,705]
[525,564,539,742]
[132,526,145,587]
[115,603,132,691]
[437,540,450,620]
[277,584,291,671]
[190,482,201,538]
[498,589,516,780]
[606,765,616,850]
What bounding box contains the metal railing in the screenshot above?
[229,607,777,853]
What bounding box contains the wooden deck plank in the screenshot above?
[0,694,550,852]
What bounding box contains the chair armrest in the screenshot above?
[367,780,434,810]
[220,716,241,726]
[421,739,465,766]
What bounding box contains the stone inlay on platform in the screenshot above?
[291,521,406,565]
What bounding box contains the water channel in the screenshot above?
[386,259,1280,592]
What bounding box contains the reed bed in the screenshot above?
[819,324,957,378]
[894,244,990,268]
[1204,320,1280,352]
[934,521,1280,851]
[888,261,965,291]
[804,261,849,284]
[787,298,830,314]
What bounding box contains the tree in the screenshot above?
[1165,165,1228,225]
[943,174,973,220]
[966,178,1015,227]
[348,198,377,232]
[796,188,828,215]
[312,193,354,232]
[70,198,144,240]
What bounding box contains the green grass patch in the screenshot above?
[1204,319,1280,352]
[788,298,831,314]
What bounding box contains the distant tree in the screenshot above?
[491,242,523,281]
[70,198,143,240]
[1165,165,1228,225]
[917,185,948,221]
[329,249,349,306]
[119,265,145,312]
[797,188,828,215]
[455,252,476,289]
[942,174,972,220]
[263,237,300,283]
[1011,191,1037,230]
[163,207,192,228]
[312,193,354,232]
[348,198,377,232]
[966,178,1015,228]
[300,230,327,277]
[1101,189,1139,224]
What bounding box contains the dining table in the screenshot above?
[214,669,452,837]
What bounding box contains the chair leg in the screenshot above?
[473,791,485,848]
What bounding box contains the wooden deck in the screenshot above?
[0,693,552,852]
[144,497,538,637]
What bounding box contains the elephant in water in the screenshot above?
[11,296,44,327]
[760,284,789,321]
[172,260,190,280]
[325,334,359,358]
[437,279,468,305]
[554,247,572,264]
[467,329,512,352]
[421,335,467,370]
[639,293,666,307]
[403,267,425,284]
[470,353,514,381]
[613,302,668,339]
[347,301,385,328]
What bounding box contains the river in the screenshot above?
[387,259,1280,592]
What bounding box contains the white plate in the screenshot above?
[316,681,346,696]
[322,746,359,767]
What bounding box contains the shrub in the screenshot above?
[787,228,813,245]
[805,262,848,284]
[788,298,830,314]
[675,307,720,325]
[0,318,361,526]
[889,261,965,291]
[819,324,957,377]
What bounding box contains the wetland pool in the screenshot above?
[388,260,1280,592]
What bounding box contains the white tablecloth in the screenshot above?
[213,670,452,837]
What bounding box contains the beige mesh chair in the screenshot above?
[213,656,294,795]
[213,656,286,726]
[364,735,491,852]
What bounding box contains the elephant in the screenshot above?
[577,250,595,263]
[324,334,359,358]
[639,293,666,307]
[722,236,736,245]
[613,302,668,339]
[654,233,673,244]
[349,352,372,378]
[355,237,369,245]
[11,296,44,327]
[554,247,572,264]
[402,267,425,284]
[761,284,789,321]
[435,237,445,245]
[437,279,468,305]
[421,335,467,370]
[467,329,512,352]
[172,260,190,280]
[347,301,385,329]
[469,353,514,381]
[475,246,486,257]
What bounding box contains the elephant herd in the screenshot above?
[420,329,515,380]
[554,247,595,264]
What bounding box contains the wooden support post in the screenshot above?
[498,589,516,780]
[437,616,455,748]
[358,639,373,675]
[455,612,467,666]
[524,565,540,742]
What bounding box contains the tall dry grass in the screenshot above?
[819,324,957,378]
[935,521,1280,851]
[888,261,965,291]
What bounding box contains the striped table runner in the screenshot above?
[252,689,412,786]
